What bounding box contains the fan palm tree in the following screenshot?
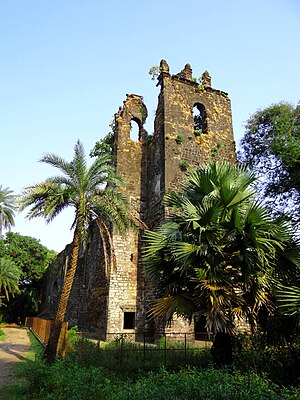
[277,284,300,318]
[0,257,21,303]
[143,161,300,337]
[20,140,132,363]
[0,185,17,237]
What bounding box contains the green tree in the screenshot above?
[239,101,300,222]
[90,121,115,158]
[0,232,56,322]
[2,232,56,283]
[143,162,300,338]
[0,185,17,237]
[20,140,131,363]
[0,257,21,303]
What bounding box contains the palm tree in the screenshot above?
[277,284,300,318]
[0,257,21,303]
[0,185,17,237]
[20,140,132,363]
[143,161,300,339]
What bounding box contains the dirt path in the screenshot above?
[0,325,30,388]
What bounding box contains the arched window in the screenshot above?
[130,119,141,142]
[193,103,207,134]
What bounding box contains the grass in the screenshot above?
[0,327,6,341]
[1,330,44,399]
[3,332,300,399]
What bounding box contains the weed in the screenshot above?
[176,134,184,144]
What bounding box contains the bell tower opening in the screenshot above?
[130,118,141,142]
[193,103,207,134]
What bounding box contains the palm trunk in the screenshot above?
[44,227,81,364]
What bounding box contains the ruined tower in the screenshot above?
[42,60,236,338]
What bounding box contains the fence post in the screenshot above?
[184,333,187,363]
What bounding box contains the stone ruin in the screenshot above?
[41,60,236,340]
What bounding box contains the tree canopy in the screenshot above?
[0,232,56,284]
[0,185,17,236]
[239,101,300,222]
[0,257,21,302]
[143,161,300,334]
[20,140,132,363]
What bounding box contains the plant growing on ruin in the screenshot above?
[20,140,132,363]
[179,161,189,171]
[176,134,184,144]
[148,65,162,81]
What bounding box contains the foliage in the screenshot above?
[179,160,189,171]
[194,129,202,136]
[15,358,300,400]
[148,65,161,80]
[90,120,115,158]
[4,332,300,399]
[277,284,300,318]
[239,101,300,222]
[233,333,300,386]
[0,232,55,322]
[0,327,5,341]
[0,185,17,236]
[0,256,21,301]
[68,336,212,372]
[0,232,56,283]
[20,140,132,363]
[175,133,183,144]
[113,368,297,400]
[143,161,300,334]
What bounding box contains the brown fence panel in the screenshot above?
[25,317,68,355]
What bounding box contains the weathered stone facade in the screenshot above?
[41,60,236,339]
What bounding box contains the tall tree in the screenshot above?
[239,101,300,222]
[20,140,131,363]
[2,232,56,283]
[143,161,300,337]
[0,257,21,303]
[0,185,17,237]
[0,232,56,322]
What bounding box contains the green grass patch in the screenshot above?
[3,334,300,399]
[1,330,44,399]
[0,327,6,341]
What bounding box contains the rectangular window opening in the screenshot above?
[123,312,135,330]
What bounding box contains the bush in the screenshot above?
[233,334,300,386]
[112,368,300,400]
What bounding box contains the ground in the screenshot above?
[0,325,30,388]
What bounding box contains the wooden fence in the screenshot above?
[25,317,68,356]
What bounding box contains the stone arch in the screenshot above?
[130,117,141,142]
[193,103,207,134]
[114,94,148,144]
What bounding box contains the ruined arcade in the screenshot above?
[42,60,236,338]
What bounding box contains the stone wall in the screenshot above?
[41,60,236,339]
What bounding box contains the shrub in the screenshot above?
[112,368,300,400]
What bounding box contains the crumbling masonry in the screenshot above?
[42,60,236,339]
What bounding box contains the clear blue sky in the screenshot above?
[1,0,299,252]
